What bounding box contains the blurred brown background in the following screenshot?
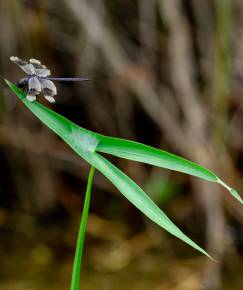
[0,0,243,289]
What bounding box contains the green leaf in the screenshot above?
[96,136,217,181]
[7,80,241,203]
[95,136,242,204]
[5,79,242,258]
[86,152,212,258]
[71,166,95,290]
[7,80,241,204]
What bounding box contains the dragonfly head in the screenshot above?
[16,78,28,90]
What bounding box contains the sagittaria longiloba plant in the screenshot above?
[5,79,242,260]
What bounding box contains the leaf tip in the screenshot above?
[4,78,10,86]
[229,188,243,205]
[217,178,243,204]
[198,247,215,261]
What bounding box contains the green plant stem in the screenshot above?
[70,165,95,290]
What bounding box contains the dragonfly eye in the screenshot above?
[16,79,27,89]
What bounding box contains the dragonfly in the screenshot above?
[10,56,90,103]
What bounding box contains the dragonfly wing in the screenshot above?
[40,79,57,103]
[29,58,51,77]
[29,58,46,68]
[28,77,42,94]
[10,56,36,75]
[16,78,28,90]
[26,77,42,102]
[35,68,51,77]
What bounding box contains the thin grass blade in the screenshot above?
[71,166,95,290]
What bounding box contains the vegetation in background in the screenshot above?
[1,1,243,289]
